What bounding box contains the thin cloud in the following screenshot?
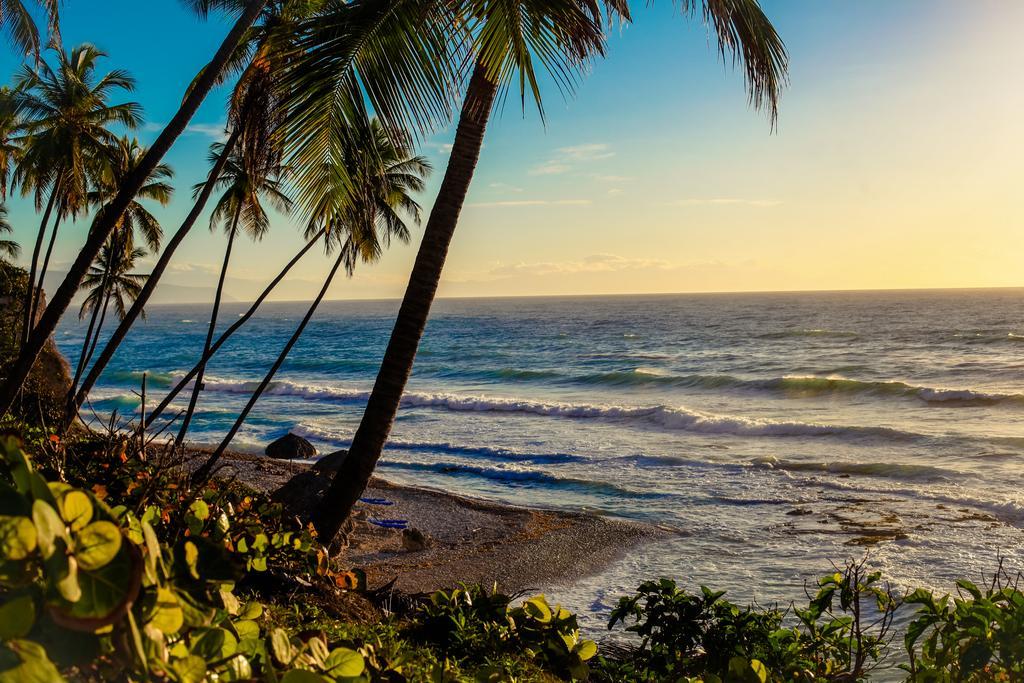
[489,182,524,193]
[558,143,615,161]
[186,123,230,140]
[146,121,229,141]
[667,198,782,207]
[487,254,670,278]
[530,142,615,176]
[468,199,592,208]
[529,161,571,176]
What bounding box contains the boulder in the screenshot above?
[265,432,317,460]
[312,448,348,472]
[0,267,73,427]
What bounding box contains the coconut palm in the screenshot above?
[68,138,173,402]
[68,0,324,425]
[0,86,26,200]
[174,140,292,446]
[1,0,60,59]
[0,0,268,420]
[308,0,788,541]
[75,240,147,384]
[87,137,174,253]
[13,43,141,344]
[0,203,19,263]
[193,115,430,481]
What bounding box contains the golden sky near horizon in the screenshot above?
[8,1,1024,302]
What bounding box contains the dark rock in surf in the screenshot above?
[265,433,316,460]
[312,449,348,472]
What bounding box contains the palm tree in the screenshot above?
[141,226,325,430]
[75,240,147,382]
[309,0,788,541]
[0,0,60,59]
[68,138,173,403]
[193,115,430,481]
[174,140,292,446]
[0,86,26,200]
[0,0,268,420]
[67,0,322,425]
[13,43,141,344]
[0,203,19,264]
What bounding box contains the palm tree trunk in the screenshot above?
[144,227,325,429]
[31,215,63,330]
[175,211,241,447]
[312,62,498,542]
[65,130,241,428]
[21,188,58,345]
[0,0,267,419]
[85,290,112,374]
[71,248,114,393]
[73,295,103,394]
[195,248,345,483]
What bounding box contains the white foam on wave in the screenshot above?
[199,376,918,441]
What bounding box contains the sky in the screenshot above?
[2,0,1023,302]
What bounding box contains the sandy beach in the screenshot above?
[190,449,662,595]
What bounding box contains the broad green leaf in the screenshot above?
[48,549,82,602]
[323,647,365,677]
[750,659,768,683]
[0,639,62,683]
[576,639,598,661]
[240,601,263,620]
[270,628,296,665]
[150,587,184,634]
[189,500,210,522]
[222,653,253,681]
[51,546,139,629]
[172,655,207,683]
[74,521,122,571]
[233,619,260,641]
[0,516,36,560]
[0,595,36,639]
[184,541,200,579]
[31,501,65,560]
[191,627,237,660]
[523,596,552,623]
[59,491,93,531]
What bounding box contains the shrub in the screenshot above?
[415,584,598,680]
[0,435,366,682]
[595,561,901,682]
[903,566,1024,680]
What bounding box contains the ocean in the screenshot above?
[60,289,1024,630]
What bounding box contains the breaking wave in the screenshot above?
[199,377,919,442]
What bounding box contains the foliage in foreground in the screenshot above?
[1,431,1023,681]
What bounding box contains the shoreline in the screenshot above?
[193,449,663,595]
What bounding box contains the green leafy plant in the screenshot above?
[416,584,597,680]
[903,562,1024,681]
[0,435,366,682]
[596,560,902,682]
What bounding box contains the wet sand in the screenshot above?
[191,449,661,595]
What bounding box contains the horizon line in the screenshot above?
[149,283,1024,307]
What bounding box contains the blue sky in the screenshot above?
[3,1,1022,301]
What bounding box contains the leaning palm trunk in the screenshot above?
[22,188,58,344]
[71,247,114,392]
[194,247,345,483]
[66,131,241,427]
[84,291,112,374]
[175,213,241,446]
[0,0,268,419]
[144,227,325,430]
[72,292,103,392]
[313,64,497,541]
[31,215,63,330]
